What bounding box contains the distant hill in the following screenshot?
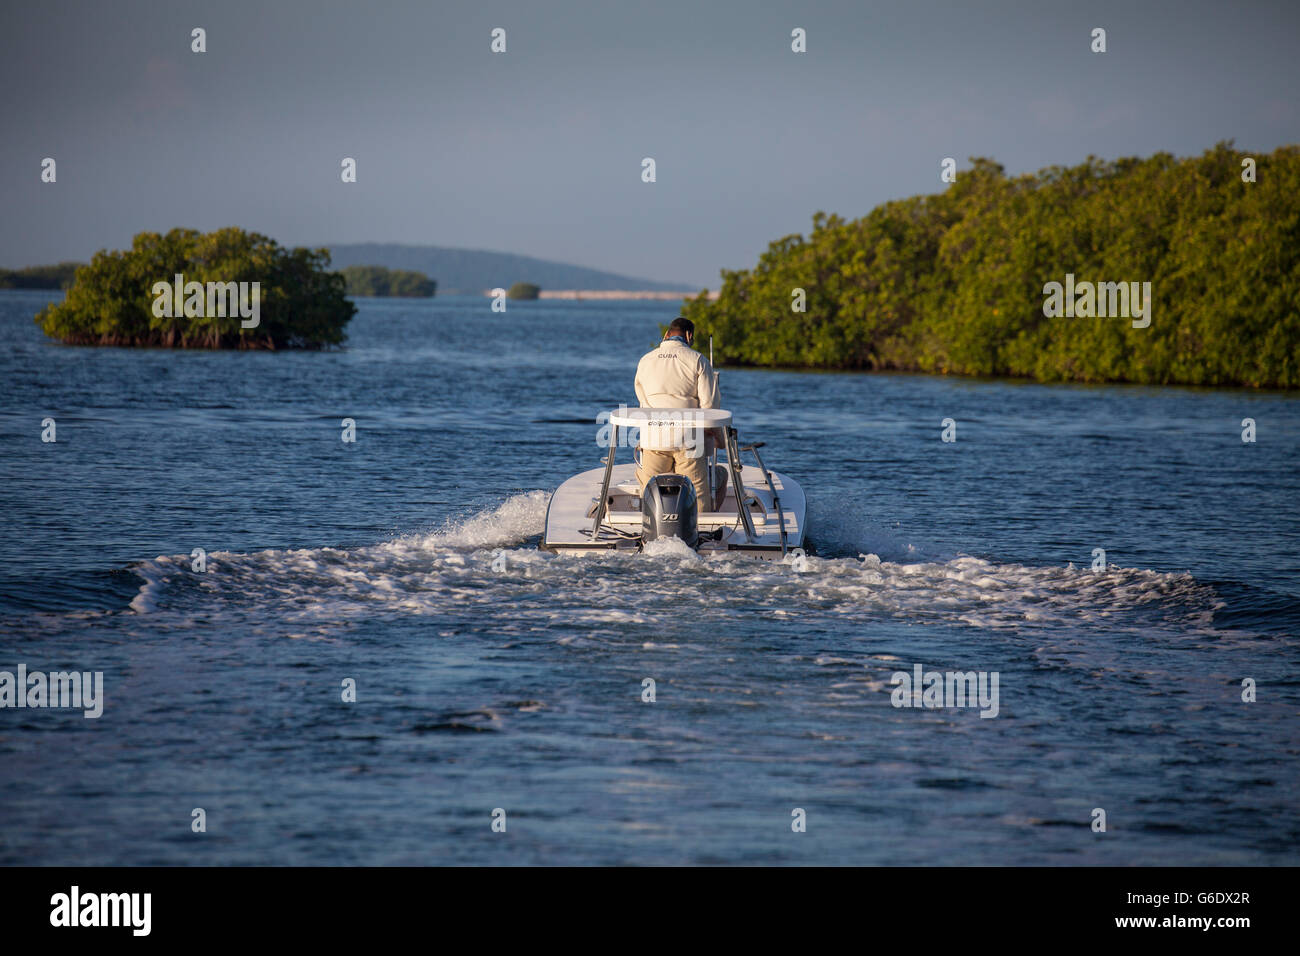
[322,243,692,294]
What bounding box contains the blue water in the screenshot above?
[1,289,1297,865]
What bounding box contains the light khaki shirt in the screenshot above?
[634,338,720,409]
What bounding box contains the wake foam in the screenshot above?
[128,491,550,617]
[394,490,550,552]
[123,491,1224,641]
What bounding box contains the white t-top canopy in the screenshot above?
[608,407,731,451]
[608,407,732,429]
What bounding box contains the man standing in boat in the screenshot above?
[633,317,726,509]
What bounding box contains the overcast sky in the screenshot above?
[1,0,1296,287]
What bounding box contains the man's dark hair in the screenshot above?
[667,317,694,337]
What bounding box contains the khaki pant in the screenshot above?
[636,448,708,507]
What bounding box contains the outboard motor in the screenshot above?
[641,474,699,549]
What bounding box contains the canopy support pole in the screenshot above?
[590,424,619,539]
[725,427,758,543]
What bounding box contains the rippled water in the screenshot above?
[1,289,1297,865]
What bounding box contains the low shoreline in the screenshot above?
[485,289,718,301]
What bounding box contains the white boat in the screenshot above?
[540,407,806,559]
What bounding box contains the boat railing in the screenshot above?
[741,441,788,556]
[724,427,758,544]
